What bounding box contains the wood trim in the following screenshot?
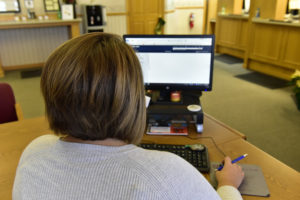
[247,59,293,80]
[0,14,15,21]
[0,13,59,22]
[218,14,249,20]
[15,103,24,121]
[69,22,80,38]
[202,0,207,34]
[164,7,204,14]
[2,63,44,71]
[160,0,165,34]
[248,55,298,70]
[217,45,245,59]
[206,0,218,34]
[0,57,4,77]
[107,12,127,16]
[252,18,300,28]
[175,6,204,10]
[217,43,245,51]
[0,19,82,30]
[204,113,247,140]
[164,10,175,14]
[125,0,130,34]
[0,69,4,77]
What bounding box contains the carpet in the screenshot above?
[214,54,243,64]
[235,72,289,89]
[21,69,42,79]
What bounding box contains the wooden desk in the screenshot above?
[218,139,300,199]
[0,114,299,200]
[0,19,81,77]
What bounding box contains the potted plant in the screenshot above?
[290,70,300,110]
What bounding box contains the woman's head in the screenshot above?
[41,33,146,144]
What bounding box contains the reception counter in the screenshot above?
[0,19,81,77]
[245,18,300,80]
[215,14,249,59]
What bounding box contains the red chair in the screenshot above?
[0,83,23,124]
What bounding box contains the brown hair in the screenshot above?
[41,33,146,144]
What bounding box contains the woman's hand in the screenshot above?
[216,156,245,189]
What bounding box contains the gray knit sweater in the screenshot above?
[13,135,242,200]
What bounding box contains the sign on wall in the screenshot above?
[0,0,21,12]
[44,0,59,11]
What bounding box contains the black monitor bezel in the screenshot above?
[123,34,215,92]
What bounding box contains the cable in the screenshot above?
[185,135,226,157]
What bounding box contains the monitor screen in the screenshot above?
[123,35,215,91]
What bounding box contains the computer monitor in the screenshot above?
[123,35,215,92]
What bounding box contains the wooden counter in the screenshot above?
[244,18,300,80]
[1,115,299,199]
[215,14,249,59]
[252,18,300,27]
[0,19,81,31]
[0,19,81,77]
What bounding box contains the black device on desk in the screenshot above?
[123,35,215,133]
[139,143,210,173]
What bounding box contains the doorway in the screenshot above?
[127,0,164,34]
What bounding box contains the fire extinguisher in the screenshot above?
[189,13,195,29]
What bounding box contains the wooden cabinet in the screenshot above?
[215,0,248,58]
[216,14,249,58]
[246,19,300,80]
[244,0,299,80]
[214,0,299,80]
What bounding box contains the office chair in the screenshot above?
[0,83,23,124]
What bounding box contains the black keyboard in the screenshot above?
[139,143,210,173]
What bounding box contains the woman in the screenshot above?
[13,33,244,200]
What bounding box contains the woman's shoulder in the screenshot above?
[19,134,59,162]
[26,134,59,149]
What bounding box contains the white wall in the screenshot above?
[164,0,205,34]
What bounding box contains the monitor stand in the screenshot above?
[146,91,204,133]
[150,90,183,105]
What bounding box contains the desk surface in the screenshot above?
[0,115,299,200]
[0,19,82,29]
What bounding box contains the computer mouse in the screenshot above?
[187,104,201,112]
[186,144,205,151]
